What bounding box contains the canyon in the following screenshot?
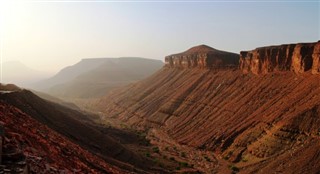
[95,41,320,173]
[0,84,171,173]
[0,41,319,173]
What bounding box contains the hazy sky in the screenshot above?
[0,0,319,74]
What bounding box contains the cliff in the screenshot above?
[95,42,320,173]
[240,41,320,74]
[165,45,239,69]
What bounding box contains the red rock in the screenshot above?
[240,41,320,74]
[96,42,320,173]
[165,45,239,69]
[0,101,124,174]
[312,41,320,74]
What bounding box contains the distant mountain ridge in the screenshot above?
[1,61,50,88]
[33,57,163,98]
[33,58,109,90]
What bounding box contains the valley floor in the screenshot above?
[94,111,236,174]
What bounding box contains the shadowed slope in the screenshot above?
[0,101,123,173]
[0,90,154,172]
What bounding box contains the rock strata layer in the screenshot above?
[240,41,320,74]
[165,45,239,69]
[96,41,320,174]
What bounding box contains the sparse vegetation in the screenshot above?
[158,162,164,168]
[136,131,150,146]
[228,164,239,172]
[119,123,128,129]
[203,156,212,162]
[180,152,186,158]
[145,152,151,158]
[228,151,233,156]
[152,146,160,153]
[241,157,248,162]
[153,158,159,163]
[179,161,189,167]
[169,157,175,161]
[224,151,233,160]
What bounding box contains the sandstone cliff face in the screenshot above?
[96,68,320,173]
[96,42,320,173]
[312,41,320,74]
[165,45,239,69]
[240,41,320,74]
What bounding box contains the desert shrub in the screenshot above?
[228,165,239,172]
[204,156,212,162]
[145,152,151,158]
[241,157,248,162]
[153,158,159,163]
[169,157,175,161]
[180,152,186,158]
[179,161,189,167]
[152,147,160,153]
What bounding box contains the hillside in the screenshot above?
[33,58,109,90]
[0,88,158,173]
[34,57,163,98]
[30,89,81,111]
[0,101,123,173]
[95,42,320,173]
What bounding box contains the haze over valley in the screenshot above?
[0,1,319,174]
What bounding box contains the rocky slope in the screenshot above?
[240,41,320,74]
[0,102,123,173]
[0,88,159,173]
[96,43,320,173]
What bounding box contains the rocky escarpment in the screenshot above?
[165,45,239,69]
[96,42,320,173]
[240,41,320,74]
